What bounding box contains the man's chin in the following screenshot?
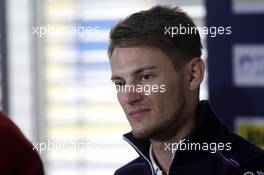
[131,125,175,141]
[131,130,150,140]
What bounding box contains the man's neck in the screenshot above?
[149,110,196,173]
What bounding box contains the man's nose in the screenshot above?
[123,87,143,105]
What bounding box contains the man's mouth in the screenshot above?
[128,108,151,121]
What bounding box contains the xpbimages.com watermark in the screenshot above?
[33,140,98,154]
[164,24,232,38]
[164,139,232,154]
[115,84,166,95]
[32,24,99,37]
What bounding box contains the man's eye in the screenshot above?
[114,81,125,86]
[142,74,154,81]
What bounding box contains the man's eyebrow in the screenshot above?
[111,65,157,81]
[132,65,157,75]
[111,76,123,81]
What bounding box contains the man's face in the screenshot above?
[110,47,187,140]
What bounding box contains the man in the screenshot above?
[108,5,264,175]
[0,112,44,174]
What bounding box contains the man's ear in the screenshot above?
[185,57,205,90]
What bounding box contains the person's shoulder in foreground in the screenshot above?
[0,112,44,175]
[108,4,264,175]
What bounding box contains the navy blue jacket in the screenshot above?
[115,101,264,175]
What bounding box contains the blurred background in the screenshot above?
[0,0,263,175]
